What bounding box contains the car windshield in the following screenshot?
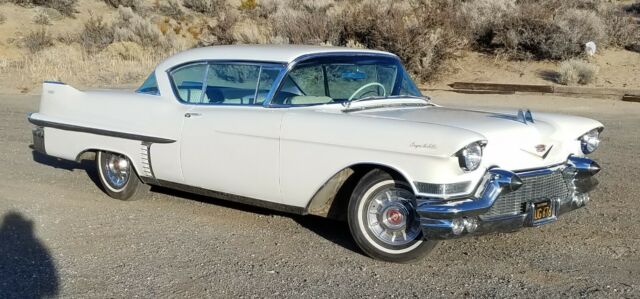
[271,55,422,106]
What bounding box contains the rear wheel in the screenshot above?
[348,169,438,263]
[96,151,146,200]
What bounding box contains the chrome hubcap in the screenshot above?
[104,153,130,189]
[366,187,421,246]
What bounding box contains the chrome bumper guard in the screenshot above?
[31,126,46,154]
[417,156,600,240]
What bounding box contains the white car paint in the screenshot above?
[28,45,603,211]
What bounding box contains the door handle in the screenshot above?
[184,112,202,118]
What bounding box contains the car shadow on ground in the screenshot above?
[31,151,101,188]
[0,211,59,298]
[151,186,362,256]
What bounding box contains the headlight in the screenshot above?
[579,128,602,154]
[456,141,485,171]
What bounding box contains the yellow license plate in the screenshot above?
[533,200,553,221]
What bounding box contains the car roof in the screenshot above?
[157,45,397,71]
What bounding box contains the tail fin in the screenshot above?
[39,81,83,114]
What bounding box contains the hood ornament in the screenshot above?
[517,109,534,124]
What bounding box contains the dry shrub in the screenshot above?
[458,0,639,60]
[289,0,335,12]
[22,28,54,53]
[558,59,598,85]
[158,0,184,19]
[255,0,279,18]
[7,0,77,16]
[79,15,114,53]
[112,6,173,50]
[345,39,365,49]
[239,0,257,10]
[103,41,145,60]
[103,0,142,9]
[626,2,640,14]
[337,0,462,82]
[0,12,6,25]
[33,9,51,25]
[1,44,162,89]
[233,22,271,44]
[556,9,607,46]
[457,0,516,46]
[56,31,78,44]
[271,6,337,45]
[182,0,228,16]
[600,5,639,48]
[198,9,239,45]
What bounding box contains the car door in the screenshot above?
[174,62,286,203]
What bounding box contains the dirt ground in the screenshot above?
[426,50,640,90]
[0,91,639,297]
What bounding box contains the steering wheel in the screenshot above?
[347,82,387,102]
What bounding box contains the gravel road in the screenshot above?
[1,91,638,298]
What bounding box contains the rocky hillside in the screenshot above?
[0,0,638,93]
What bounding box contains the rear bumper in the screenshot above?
[31,126,46,154]
[417,156,600,240]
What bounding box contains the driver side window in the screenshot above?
[274,65,332,105]
[169,62,283,105]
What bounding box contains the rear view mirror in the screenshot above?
[341,71,367,81]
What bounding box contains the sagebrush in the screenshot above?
[158,0,184,19]
[79,15,114,53]
[103,0,142,9]
[23,28,54,53]
[558,59,598,85]
[7,0,77,17]
[33,9,51,25]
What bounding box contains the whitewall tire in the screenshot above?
[348,169,438,262]
[96,151,147,201]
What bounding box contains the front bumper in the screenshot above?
[416,156,600,240]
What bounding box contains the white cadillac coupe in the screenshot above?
[28,45,603,262]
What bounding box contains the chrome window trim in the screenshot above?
[166,60,286,106]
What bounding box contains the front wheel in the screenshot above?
[348,169,438,263]
[96,151,147,200]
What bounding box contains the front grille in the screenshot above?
[484,171,571,218]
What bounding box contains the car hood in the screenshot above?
[350,104,603,169]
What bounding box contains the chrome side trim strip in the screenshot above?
[151,180,306,215]
[27,116,176,144]
[43,80,66,85]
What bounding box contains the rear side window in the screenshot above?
[137,72,160,95]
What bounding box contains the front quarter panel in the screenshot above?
[279,109,488,207]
